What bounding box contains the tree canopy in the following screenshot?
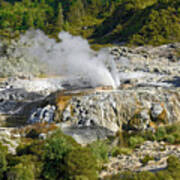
[0,0,179,46]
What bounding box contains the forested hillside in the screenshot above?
[0,0,180,46]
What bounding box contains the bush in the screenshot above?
[7,154,43,179]
[42,130,80,180]
[63,147,98,180]
[137,171,157,180]
[156,171,173,180]
[103,171,137,180]
[128,136,145,148]
[140,155,154,166]
[167,156,180,179]
[167,156,180,172]
[111,147,132,157]
[155,126,167,141]
[16,140,45,159]
[74,175,89,180]
[166,124,178,134]
[165,135,175,144]
[88,140,109,163]
[143,130,156,141]
[7,162,35,180]
[0,143,8,179]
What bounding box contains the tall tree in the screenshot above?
[56,3,64,31]
[66,0,84,24]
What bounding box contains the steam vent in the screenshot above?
[0,43,180,145]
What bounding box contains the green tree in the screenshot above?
[42,130,79,180]
[56,3,64,31]
[66,0,84,24]
[63,147,98,180]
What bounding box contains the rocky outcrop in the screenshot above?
[56,87,180,133]
[0,43,179,143]
[28,105,56,124]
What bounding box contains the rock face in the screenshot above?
[57,87,180,133]
[28,105,56,124]
[0,43,179,143]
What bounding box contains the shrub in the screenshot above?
[140,155,154,166]
[143,130,156,141]
[167,156,180,172]
[6,155,43,179]
[88,140,109,163]
[111,147,132,157]
[166,123,178,134]
[167,156,180,179]
[172,132,180,144]
[137,171,157,180]
[74,175,89,180]
[42,130,80,180]
[63,147,98,180]
[165,135,175,144]
[155,126,167,141]
[7,162,35,180]
[128,136,145,148]
[103,171,137,180]
[0,143,8,179]
[16,140,45,159]
[156,171,173,180]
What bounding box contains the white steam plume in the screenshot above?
[18,30,120,88]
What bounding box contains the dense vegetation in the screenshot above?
[1,122,180,179]
[1,128,99,180]
[0,0,179,46]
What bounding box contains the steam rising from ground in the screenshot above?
[18,30,120,88]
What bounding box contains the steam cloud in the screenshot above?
[18,30,120,88]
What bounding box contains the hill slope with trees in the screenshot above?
[0,0,179,45]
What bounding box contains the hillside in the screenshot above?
[0,0,179,46]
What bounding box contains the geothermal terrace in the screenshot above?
[0,42,180,138]
[0,31,179,175]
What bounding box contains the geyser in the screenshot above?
[17,30,120,88]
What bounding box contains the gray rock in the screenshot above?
[151,103,164,119]
[60,124,114,144]
[39,133,47,140]
[28,105,56,124]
